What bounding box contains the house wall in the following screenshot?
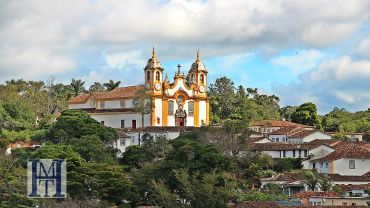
[324,198,369,206]
[98,99,134,109]
[91,113,151,128]
[333,158,370,176]
[115,131,181,154]
[69,102,93,109]
[302,132,332,142]
[268,134,287,142]
[308,145,335,160]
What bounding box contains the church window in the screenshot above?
[147,71,150,81]
[188,101,194,116]
[156,71,160,81]
[157,117,160,124]
[192,74,195,82]
[200,74,204,84]
[168,100,174,115]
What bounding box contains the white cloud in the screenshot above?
[275,56,370,113]
[105,50,146,69]
[0,47,74,79]
[271,49,324,74]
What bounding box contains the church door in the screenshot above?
[176,117,185,127]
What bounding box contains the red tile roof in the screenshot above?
[232,201,280,208]
[251,120,313,128]
[69,85,142,104]
[328,174,370,182]
[288,129,317,138]
[293,191,340,198]
[312,143,370,162]
[338,183,370,191]
[262,172,306,182]
[250,142,309,151]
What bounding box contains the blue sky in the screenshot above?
[1,0,370,114]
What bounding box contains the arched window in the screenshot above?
[200,74,204,84]
[147,71,150,81]
[168,100,174,115]
[188,101,194,116]
[192,74,195,82]
[156,71,160,81]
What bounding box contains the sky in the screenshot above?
[1,0,370,114]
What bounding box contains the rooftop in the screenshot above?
[311,143,370,162]
[293,191,340,198]
[69,85,142,104]
[251,120,313,128]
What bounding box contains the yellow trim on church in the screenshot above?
[194,101,199,127]
[162,99,168,126]
[206,101,210,125]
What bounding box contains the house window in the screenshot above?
[299,150,301,157]
[120,138,126,146]
[325,162,329,168]
[100,101,105,109]
[320,163,323,168]
[132,120,136,129]
[304,150,308,157]
[282,150,286,158]
[121,120,125,128]
[168,100,174,115]
[100,121,105,125]
[120,100,125,108]
[313,162,316,169]
[349,160,355,169]
[342,202,348,206]
[156,71,160,81]
[188,101,194,116]
[293,150,296,157]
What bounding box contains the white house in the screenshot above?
[304,143,370,176]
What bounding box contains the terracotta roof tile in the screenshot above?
[69,85,142,104]
[288,129,317,138]
[232,201,280,208]
[338,183,370,191]
[328,174,370,182]
[312,143,370,162]
[250,142,309,151]
[268,126,300,135]
[251,120,313,128]
[293,191,340,198]
[262,172,306,182]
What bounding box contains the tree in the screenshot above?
[152,170,236,208]
[70,78,86,97]
[280,106,297,121]
[209,77,235,121]
[304,171,320,191]
[0,154,35,207]
[48,109,117,144]
[68,134,116,164]
[89,82,105,92]
[133,85,152,128]
[319,175,332,191]
[291,102,321,127]
[103,80,121,91]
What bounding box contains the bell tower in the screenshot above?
[188,50,208,96]
[144,47,164,94]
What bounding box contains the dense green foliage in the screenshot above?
[47,109,117,144]
[209,77,280,124]
[1,76,370,207]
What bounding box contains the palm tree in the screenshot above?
[133,85,152,129]
[70,78,86,97]
[103,80,121,91]
[89,82,106,92]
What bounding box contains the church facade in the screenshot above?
[68,48,209,129]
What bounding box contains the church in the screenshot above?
[68,48,209,129]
